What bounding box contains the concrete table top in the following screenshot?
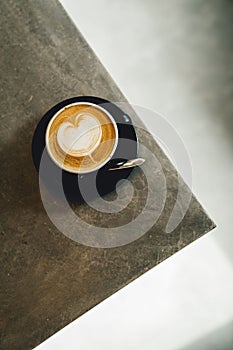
[0,1,215,349]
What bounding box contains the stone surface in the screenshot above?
[0,1,215,349]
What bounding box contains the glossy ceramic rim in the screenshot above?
[45,102,119,174]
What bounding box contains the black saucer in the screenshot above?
[32,96,138,202]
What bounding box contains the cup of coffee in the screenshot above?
[46,102,119,174]
[32,96,138,202]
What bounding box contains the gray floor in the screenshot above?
[38,0,233,349]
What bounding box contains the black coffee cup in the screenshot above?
[32,96,138,202]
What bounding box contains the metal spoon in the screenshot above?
[108,158,145,171]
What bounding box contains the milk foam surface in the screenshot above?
[57,113,102,156]
[46,103,117,173]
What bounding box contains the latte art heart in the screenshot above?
[57,114,102,156]
[46,103,118,173]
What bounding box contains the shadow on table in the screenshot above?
[0,116,42,214]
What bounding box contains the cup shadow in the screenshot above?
[0,117,42,215]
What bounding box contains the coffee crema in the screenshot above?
[46,103,117,173]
